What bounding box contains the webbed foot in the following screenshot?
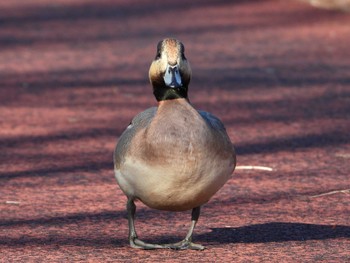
[129,237,166,250]
[165,239,205,250]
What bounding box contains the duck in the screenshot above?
[114,38,236,250]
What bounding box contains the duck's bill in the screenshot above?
[163,64,182,88]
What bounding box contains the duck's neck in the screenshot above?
[157,97,191,108]
[153,85,188,101]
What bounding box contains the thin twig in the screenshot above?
[310,189,350,198]
[5,201,21,205]
[236,165,274,171]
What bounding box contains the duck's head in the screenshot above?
[149,38,191,101]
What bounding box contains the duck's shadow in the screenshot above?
[195,222,350,244]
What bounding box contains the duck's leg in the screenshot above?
[166,206,205,250]
[127,198,165,249]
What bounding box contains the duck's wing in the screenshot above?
[114,107,157,169]
[198,110,227,132]
[198,110,236,167]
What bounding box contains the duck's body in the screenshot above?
[115,99,235,211]
[113,38,236,250]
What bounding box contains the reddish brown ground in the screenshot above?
[0,0,349,262]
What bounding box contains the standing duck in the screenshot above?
[114,38,236,250]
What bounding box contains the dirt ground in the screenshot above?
[0,0,349,262]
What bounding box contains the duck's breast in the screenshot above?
[116,102,235,210]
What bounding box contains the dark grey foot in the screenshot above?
[166,239,205,250]
[130,237,166,250]
[126,199,204,251]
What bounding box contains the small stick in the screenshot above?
[236,165,273,171]
[310,189,350,198]
[5,201,21,205]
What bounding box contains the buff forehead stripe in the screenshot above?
[164,39,179,65]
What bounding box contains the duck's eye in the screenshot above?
[155,40,162,60]
[155,51,161,60]
[180,43,186,60]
